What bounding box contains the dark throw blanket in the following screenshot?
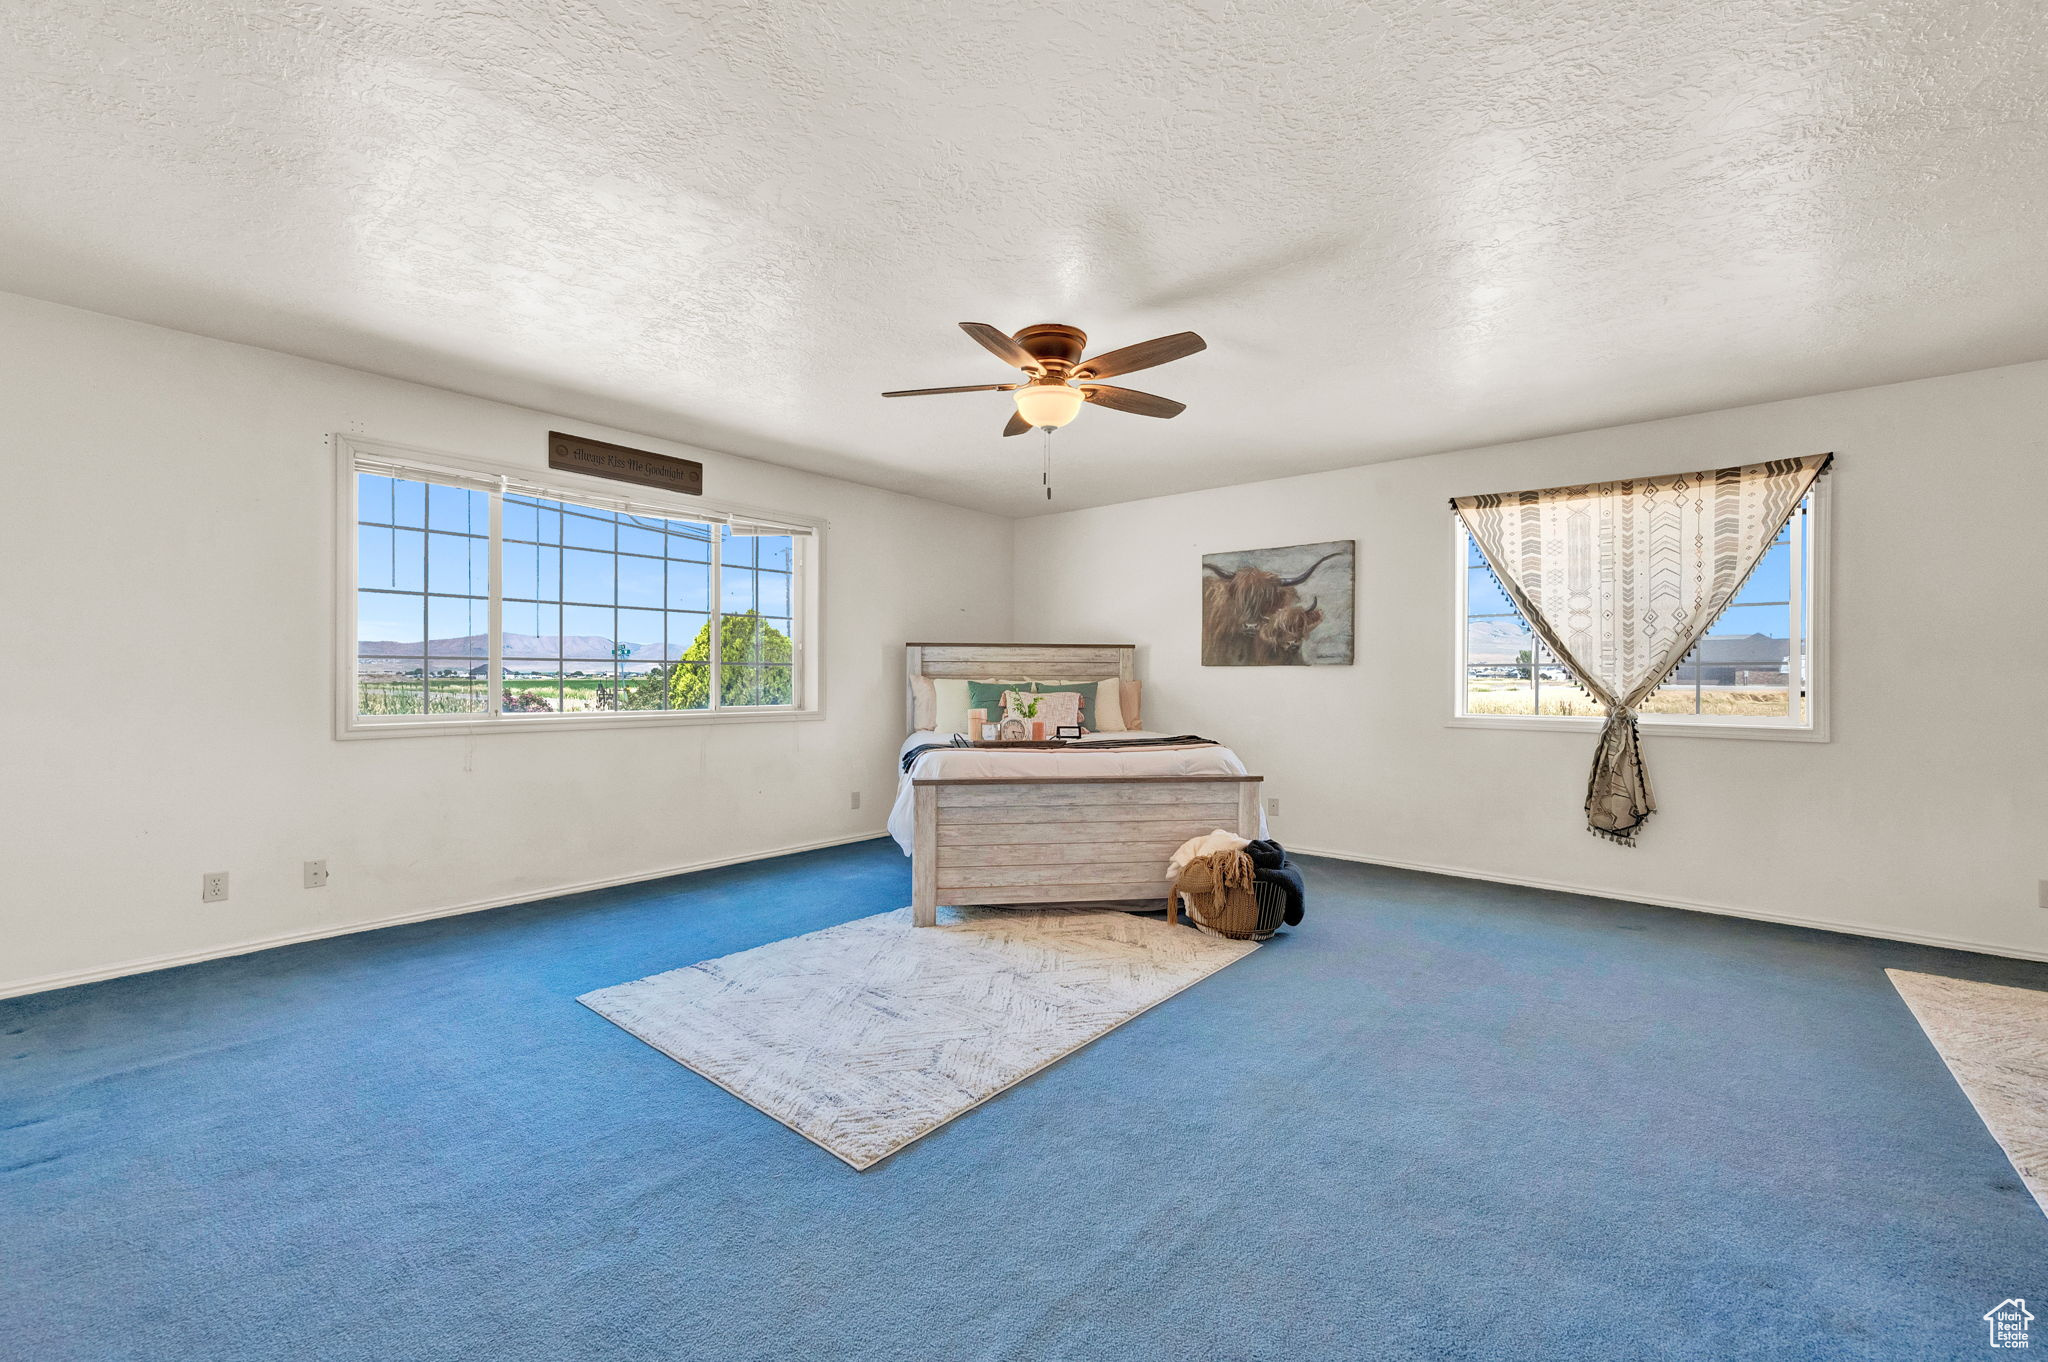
[1244,838,1305,926]
[900,734,1220,774]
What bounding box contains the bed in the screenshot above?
[894,643,1264,927]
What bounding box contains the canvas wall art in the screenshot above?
[1201,540,1355,666]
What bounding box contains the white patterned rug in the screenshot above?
[580,907,1260,1169]
[1889,969,2048,1217]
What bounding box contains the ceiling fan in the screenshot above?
[882,322,1206,436]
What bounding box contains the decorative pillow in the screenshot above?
[1123,679,1142,729]
[911,675,938,730]
[1002,688,1082,730]
[1024,679,1105,733]
[960,677,1133,732]
[931,678,974,734]
[965,679,1033,725]
[1092,679,1128,732]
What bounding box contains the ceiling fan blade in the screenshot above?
[1003,410,1031,437]
[1078,384,1186,419]
[881,383,1020,397]
[1073,331,1205,380]
[960,322,1043,373]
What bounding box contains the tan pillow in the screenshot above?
[1123,679,1142,729]
[1093,678,1128,732]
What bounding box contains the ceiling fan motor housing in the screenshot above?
[1012,323,1088,377]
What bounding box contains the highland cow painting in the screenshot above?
[1201,540,1355,666]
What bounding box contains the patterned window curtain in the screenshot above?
[1452,453,1832,845]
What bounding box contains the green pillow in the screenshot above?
[966,678,1096,730]
[965,679,1031,726]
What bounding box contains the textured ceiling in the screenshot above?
[4,2,2046,516]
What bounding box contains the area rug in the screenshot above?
[580,907,1260,1169]
[1888,969,2048,1216]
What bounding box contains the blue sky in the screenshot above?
[356,477,792,651]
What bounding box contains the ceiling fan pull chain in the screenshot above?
[1042,426,1053,500]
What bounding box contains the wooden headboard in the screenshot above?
[905,643,1136,733]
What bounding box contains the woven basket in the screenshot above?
[1175,856,1286,942]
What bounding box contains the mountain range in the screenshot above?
[359,633,668,660]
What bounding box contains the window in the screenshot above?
[1454,489,1824,736]
[343,439,815,734]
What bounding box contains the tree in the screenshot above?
[1514,648,1533,680]
[625,611,793,710]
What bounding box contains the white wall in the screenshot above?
[1015,362,2048,959]
[0,293,1012,995]
[8,289,2042,993]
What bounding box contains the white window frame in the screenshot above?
[335,434,824,739]
[1448,479,1829,743]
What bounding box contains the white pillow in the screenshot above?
[932,679,972,734]
[932,678,1032,734]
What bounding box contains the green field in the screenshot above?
[358,674,710,715]
[1465,680,1792,719]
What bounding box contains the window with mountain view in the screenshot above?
[1457,491,1820,728]
[354,468,803,724]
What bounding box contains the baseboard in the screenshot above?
[0,831,893,1001]
[1288,844,2048,965]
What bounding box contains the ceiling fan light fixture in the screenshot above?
[1013,382,1084,429]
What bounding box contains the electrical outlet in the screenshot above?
[304,859,330,889]
[850,791,861,811]
[1267,797,1280,818]
[201,872,229,903]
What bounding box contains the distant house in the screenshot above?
[1669,633,1789,686]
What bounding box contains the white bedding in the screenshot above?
[888,730,1261,852]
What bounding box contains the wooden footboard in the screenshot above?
[910,775,1263,927]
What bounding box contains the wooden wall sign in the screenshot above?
[547,432,703,496]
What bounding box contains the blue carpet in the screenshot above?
[5,842,2045,1361]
